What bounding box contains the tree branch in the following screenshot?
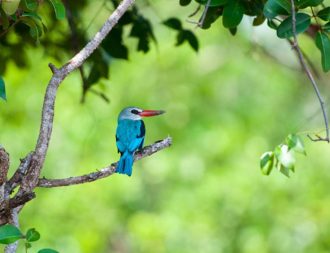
[0,147,9,202]
[38,137,172,188]
[18,0,136,193]
[289,0,329,142]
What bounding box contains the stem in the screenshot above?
[290,0,329,142]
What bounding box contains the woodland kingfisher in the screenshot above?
[115,106,165,176]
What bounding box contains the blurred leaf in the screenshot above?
[0,224,23,244]
[0,7,10,29]
[275,145,295,172]
[229,27,237,35]
[38,249,59,253]
[195,0,227,6]
[260,151,274,175]
[176,30,199,51]
[180,0,192,6]
[26,228,40,242]
[276,13,311,38]
[101,27,128,60]
[279,164,291,177]
[25,242,32,248]
[130,15,156,53]
[86,51,109,89]
[317,7,330,21]
[286,134,306,154]
[323,22,330,31]
[253,14,265,26]
[47,0,65,20]
[267,19,277,29]
[263,0,291,19]
[296,0,323,8]
[163,18,182,30]
[1,0,20,15]
[222,0,244,28]
[24,0,38,10]
[20,16,40,42]
[0,76,6,101]
[315,31,330,71]
[242,0,264,16]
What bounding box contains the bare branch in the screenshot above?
[289,0,329,142]
[6,153,33,194]
[19,0,136,193]
[38,137,172,188]
[0,147,9,203]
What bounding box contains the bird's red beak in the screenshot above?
[139,109,165,117]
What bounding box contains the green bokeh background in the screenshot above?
[2,1,330,252]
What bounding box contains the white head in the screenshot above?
[118,106,165,121]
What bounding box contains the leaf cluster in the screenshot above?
[177,0,330,72]
[0,224,58,252]
[260,134,306,177]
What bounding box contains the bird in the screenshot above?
[115,106,165,176]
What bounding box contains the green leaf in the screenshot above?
[229,27,237,36]
[286,134,306,154]
[0,224,23,244]
[275,145,295,171]
[296,0,323,8]
[267,19,278,30]
[180,0,192,6]
[101,27,128,60]
[323,22,330,32]
[24,0,38,10]
[279,164,291,177]
[253,14,266,26]
[199,6,223,29]
[260,151,274,175]
[315,31,330,71]
[1,0,20,15]
[317,7,330,21]
[185,30,199,51]
[163,18,182,30]
[47,0,65,20]
[276,13,311,38]
[195,0,228,6]
[25,242,32,249]
[38,249,59,253]
[222,1,244,28]
[176,30,199,52]
[263,0,291,19]
[20,16,40,42]
[0,76,6,101]
[0,7,10,29]
[26,228,40,242]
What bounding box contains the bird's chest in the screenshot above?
[116,120,143,142]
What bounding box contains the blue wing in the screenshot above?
[115,120,145,176]
[116,119,145,154]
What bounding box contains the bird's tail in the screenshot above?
[116,151,134,176]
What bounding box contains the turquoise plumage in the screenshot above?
[115,107,164,176]
[116,119,145,176]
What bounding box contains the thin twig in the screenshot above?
[290,0,329,142]
[198,0,211,27]
[38,137,172,188]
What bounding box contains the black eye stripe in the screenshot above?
[131,109,139,114]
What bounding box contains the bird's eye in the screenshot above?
[131,109,139,115]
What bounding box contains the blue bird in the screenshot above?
[115,106,165,176]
